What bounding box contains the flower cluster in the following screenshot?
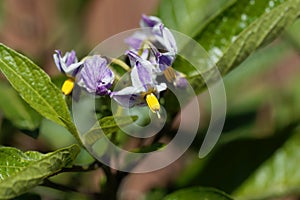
[53,15,187,117]
[53,52,114,96]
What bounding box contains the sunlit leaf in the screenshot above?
[194,0,291,62]
[216,0,300,75]
[161,0,300,94]
[0,44,80,143]
[190,0,299,92]
[0,144,80,199]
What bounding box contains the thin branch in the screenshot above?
[41,179,103,199]
[47,161,102,180]
[42,179,79,193]
[60,161,100,173]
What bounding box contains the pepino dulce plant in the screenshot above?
[0,0,300,199]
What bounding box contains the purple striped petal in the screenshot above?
[140,14,162,28]
[111,82,166,108]
[125,32,146,50]
[127,51,156,91]
[158,52,174,68]
[152,24,177,56]
[65,50,78,66]
[77,55,114,96]
[53,50,82,77]
[174,72,188,88]
[134,61,153,90]
[112,51,167,109]
[110,86,145,108]
[126,15,178,77]
[53,50,63,72]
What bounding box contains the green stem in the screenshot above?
[111,58,131,72]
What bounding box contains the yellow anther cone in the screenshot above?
[145,93,161,118]
[61,79,75,95]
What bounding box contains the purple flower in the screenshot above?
[135,44,188,89]
[125,32,146,51]
[77,55,115,96]
[126,15,177,62]
[53,50,83,77]
[140,15,162,28]
[174,72,188,88]
[125,15,188,88]
[152,23,177,57]
[111,51,166,114]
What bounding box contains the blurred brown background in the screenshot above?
[0,0,159,74]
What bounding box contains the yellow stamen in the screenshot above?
[62,78,74,95]
[145,93,161,118]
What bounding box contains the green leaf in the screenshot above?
[223,41,291,116]
[0,144,80,199]
[233,131,300,199]
[39,119,77,149]
[216,0,300,75]
[285,18,300,50]
[0,81,41,131]
[164,0,300,94]
[194,0,291,61]
[158,0,234,36]
[162,187,233,200]
[174,128,293,193]
[0,44,80,143]
[82,115,138,146]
